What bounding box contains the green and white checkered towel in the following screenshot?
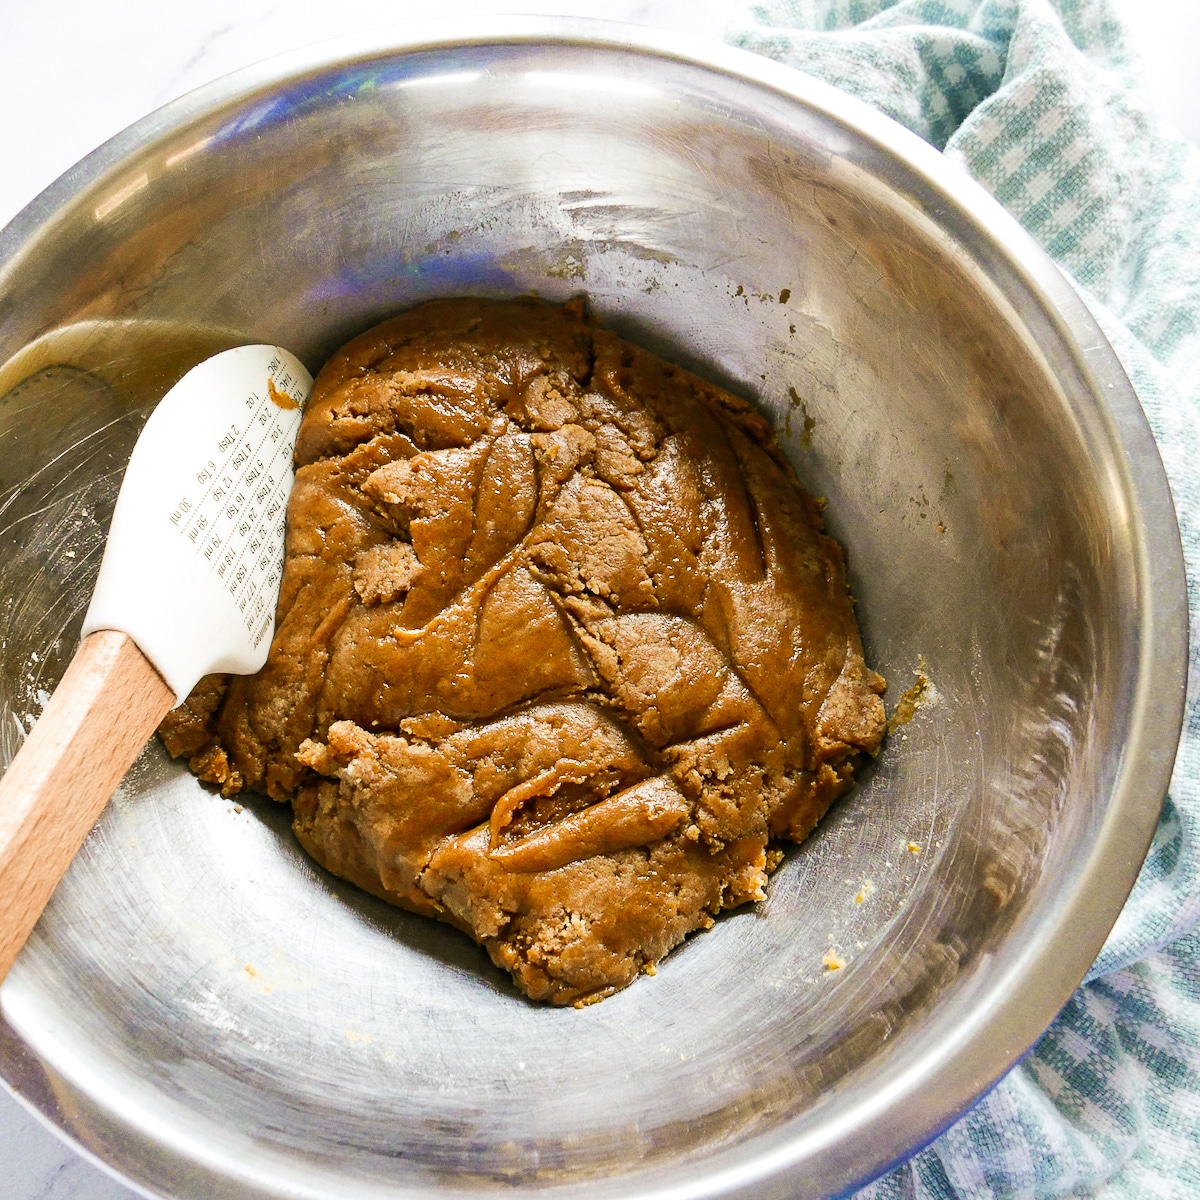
[728,2,1200,1196]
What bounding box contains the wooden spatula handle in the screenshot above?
[0,630,175,984]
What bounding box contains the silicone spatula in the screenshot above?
[0,344,312,982]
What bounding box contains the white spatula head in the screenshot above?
[82,345,312,703]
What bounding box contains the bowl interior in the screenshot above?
[0,29,1162,1200]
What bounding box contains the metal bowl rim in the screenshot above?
[0,16,1188,1200]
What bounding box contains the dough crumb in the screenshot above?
[887,670,929,734]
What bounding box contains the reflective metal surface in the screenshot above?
[0,19,1187,1200]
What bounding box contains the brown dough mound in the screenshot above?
[161,297,886,1006]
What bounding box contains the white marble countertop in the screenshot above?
[0,1,1195,1197]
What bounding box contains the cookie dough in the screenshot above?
[161,297,886,1006]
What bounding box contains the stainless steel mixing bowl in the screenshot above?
[0,18,1187,1200]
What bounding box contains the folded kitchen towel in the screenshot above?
[727,2,1200,1196]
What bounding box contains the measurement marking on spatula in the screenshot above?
[168,359,304,644]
